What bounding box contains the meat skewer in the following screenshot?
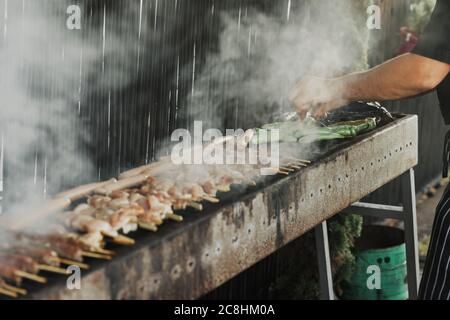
[0,278,27,296]
[68,201,136,245]
[0,247,68,275]
[0,230,91,270]
[0,256,47,284]
[0,287,17,298]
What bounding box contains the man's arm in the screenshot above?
[340,53,449,100]
[289,53,450,119]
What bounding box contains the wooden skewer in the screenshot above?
[1,283,27,296]
[278,170,290,175]
[38,264,69,275]
[202,195,219,203]
[166,213,183,222]
[0,287,18,298]
[51,257,89,270]
[291,158,311,164]
[118,159,172,180]
[81,251,112,260]
[54,179,117,202]
[288,164,302,169]
[90,248,115,256]
[95,174,149,195]
[188,202,203,211]
[106,234,135,246]
[216,185,231,192]
[15,270,47,284]
[138,221,158,232]
[289,161,307,167]
[1,198,72,230]
[280,166,295,172]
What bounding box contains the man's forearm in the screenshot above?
[332,53,450,102]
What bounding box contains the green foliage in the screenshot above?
[328,213,363,297]
[272,214,363,299]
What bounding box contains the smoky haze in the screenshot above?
[0,0,147,216]
[0,0,369,222]
[187,0,369,128]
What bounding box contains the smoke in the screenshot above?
[0,0,146,215]
[187,0,369,128]
[0,0,371,222]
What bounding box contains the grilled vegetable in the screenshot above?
[250,117,377,144]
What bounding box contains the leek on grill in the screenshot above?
[250,117,377,144]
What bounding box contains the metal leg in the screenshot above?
[401,168,419,300]
[315,220,334,300]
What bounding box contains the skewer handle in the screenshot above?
[95,175,149,195]
[118,158,172,180]
[0,287,18,298]
[0,198,71,229]
[15,270,47,284]
[54,179,117,201]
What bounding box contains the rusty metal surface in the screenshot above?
[27,115,418,300]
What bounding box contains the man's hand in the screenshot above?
[288,76,348,120]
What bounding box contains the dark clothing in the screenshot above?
[414,0,450,300]
[412,0,450,123]
[419,184,450,299]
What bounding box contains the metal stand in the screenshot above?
[315,221,334,300]
[315,168,419,300]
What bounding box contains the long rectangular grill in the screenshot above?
[16,114,419,300]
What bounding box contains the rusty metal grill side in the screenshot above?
[29,115,418,300]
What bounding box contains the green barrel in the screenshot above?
[342,225,408,300]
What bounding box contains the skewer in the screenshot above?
[278,170,289,175]
[50,257,89,270]
[41,262,71,274]
[1,283,27,296]
[290,158,311,164]
[100,231,135,245]
[89,248,115,256]
[288,164,302,169]
[0,287,18,298]
[1,198,71,230]
[202,195,219,203]
[188,202,203,211]
[289,161,307,167]
[55,179,117,202]
[38,264,69,275]
[216,185,231,192]
[95,174,149,195]
[14,270,47,284]
[138,221,158,232]
[81,251,112,260]
[279,166,295,172]
[166,213,183,222]
[118,158,172,180]
[106,234,135,246]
